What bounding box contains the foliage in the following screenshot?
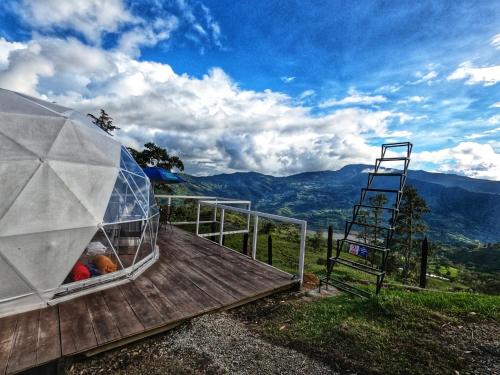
[393,186,430,282]
[128,142,184,171]
[87,109,119,135]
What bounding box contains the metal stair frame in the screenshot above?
[320,142,412,296]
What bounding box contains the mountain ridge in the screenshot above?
[174,165,500,243]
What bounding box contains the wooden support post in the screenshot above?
[420,237,429,289]
[267,235,273,265]
[242,233,248,255]
[327,225,333,261]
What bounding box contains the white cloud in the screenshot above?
[486,115,500,125]
[490,102,500,108]
[319,90,387,108]
[448,61,500,86]
[410,70,438,85]
[116,16,179,57]
[15,0,137,43]
[397,96,427,104]
[0,38,26,70]
[280,76,296,83]
[416,142,500,180]
[298,89,315,99]
[0,36,412,175]
[491,34,500,49]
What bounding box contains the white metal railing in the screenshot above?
[196,201,307,284]
[155,195,251,226]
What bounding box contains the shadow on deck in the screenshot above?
[0,226,298,375]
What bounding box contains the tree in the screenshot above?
[394,186,430,282]
[87,109,119,135]
[368,193,388,246]
[128,142,184,171]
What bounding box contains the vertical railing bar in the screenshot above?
[246,201,251,233]
[252,214,259,260]
[219,208,225,246]
[196,202,201,236]
[298,222,307,284]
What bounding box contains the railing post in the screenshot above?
[298,222,307,284]
[242,233,248,255]
[219,208,225,246]
[213,197,218,223]
[267,235,273,265]
[195,202,201,236]
[327,225,333,261]
[252,214,259,260]
[247,202,251,233]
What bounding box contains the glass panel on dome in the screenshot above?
[148,185,159,216]
[120,147,146,176]
[103,171,146,224]
[123,171,149,217]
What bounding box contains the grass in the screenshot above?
[236,289,500,375]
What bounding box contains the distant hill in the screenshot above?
[174,165,500,244]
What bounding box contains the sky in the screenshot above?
[0,0,499,179]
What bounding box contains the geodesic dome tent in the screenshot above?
[0,88,159,317]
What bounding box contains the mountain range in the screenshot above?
[174,165,500,244]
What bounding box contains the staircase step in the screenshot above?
[320,277,370,298]
[354,204,398,212]
[346,220,394,232]
[376,157,409,162]
[362,187,401,194]
[368,172,404,177]
[338,238,389,252]
[330,257,385,276]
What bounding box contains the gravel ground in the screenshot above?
[66,312,336,375]
[444,321,500,375]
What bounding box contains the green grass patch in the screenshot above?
[244,290,500,375]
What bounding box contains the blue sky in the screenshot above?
[0,0,499,178]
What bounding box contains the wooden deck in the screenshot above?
[0,227,297,374]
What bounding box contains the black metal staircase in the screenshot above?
[320,142,413,297]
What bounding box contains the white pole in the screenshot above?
[213,197,218,223]
[298,222,307,284]
[196,202,201,236]
[219,208,225,246]
[252,214,259,260]
[246,201,251,233]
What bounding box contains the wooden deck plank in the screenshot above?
[169,260,239,306]
[36,306,61,366]
[85,292,121,345]
[0,226,297,374]
[0,315,18,375]
[6,310,39,375]
[59,297,98,355]
[100,288,144,338]
[119,284,165,330]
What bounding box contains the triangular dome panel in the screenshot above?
[71,120,121,168]
[48,160,118,221]
[0,160,41,220]
[0,89,61,117]
[0,226,98,294]
[0,131,39,161]
[0,255,36,301]
[0,113,66,158]
[0,163,97,237]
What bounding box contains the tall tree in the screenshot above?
[87,109,119,135]
[128,142,184,171]
[395,186,430,282]
[368,193,388,246]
